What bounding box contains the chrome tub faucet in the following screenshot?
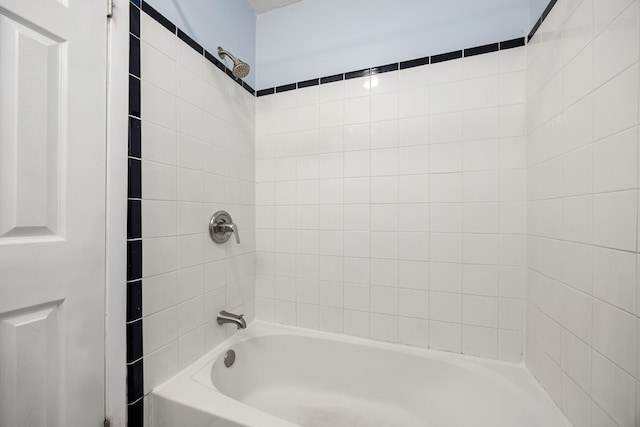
[217,310,246,329]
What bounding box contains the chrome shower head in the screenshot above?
[217,47,250,79]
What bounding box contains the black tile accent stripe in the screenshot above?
[345,68,371,80]
[128,158,141,199]
[276,83,296,93]
[464,42,499,57]
[128,117,141,158]
[177,29,203,54]
[129,35,140,77]
[400,56,430,69]
[257,33,532,96]
[371,63,399,75]
[128,76,141,117]
[127,240,142,281]
[127,399,144,427]
[130,3,140,37]
[127,200,142,240]
[529,0,559,40]
[541,0,558,22]
[127,359,144,402]
[298,78,319,88]
[127,320,143,363]
[127,280,143,322]
[528,18,543,41]
[141,1,176,33]
[257,88,275,97]
[242,81,256,95]
[431,50,463,64]
[320,73,344,84]
[128,2,145,420]
[500,37,525,50]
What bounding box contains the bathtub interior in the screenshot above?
[210,336,531,425]
[151,322,572,427]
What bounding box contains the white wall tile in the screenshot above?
[343,309,369,337]
[593,2,639,88]
[594,64,638,140]
[462,325,498,358]
[592,299,637,376]
[593,127,638,193]
[141,41,176,94]
[429,320,461,353]
[591,350,637,427]
[593,190,637,252]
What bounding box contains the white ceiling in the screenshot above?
[247,0,303,14]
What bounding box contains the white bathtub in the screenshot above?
[151,321,572,427]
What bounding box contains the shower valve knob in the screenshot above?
[209,211,240,244]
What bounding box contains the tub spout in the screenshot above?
[217,310,247,329]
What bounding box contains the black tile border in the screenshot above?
[130,4,140,37]
[320,73,344,84]
[127,359,144,402]
[371,63,399,75]
[254,34,531,97]
[528,0,559,41]
[345,68,371,80]
[276,83,296,93]
[127,280,143,322]
[127,200,142,240]
[500,37,526,50]
[431,49,462,64]
[177,28,203,54]
[127,240,142,282]
[128,117,141,158]
[464,43,499,57]
[400,56,430,70]
[129,35,140,77]
[127,158,141,199]
[128,76,140,117]
[127,399,144,427]
[298,78,319,88]
[127,320,143,362]
[128,4,145,421]
[256,87,275,97]
[141,1,175,33]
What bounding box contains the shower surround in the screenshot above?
[254,47,528,362]
[127,0,640,426]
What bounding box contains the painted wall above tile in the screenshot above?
[255,0,531,89]
[144,0,256,88]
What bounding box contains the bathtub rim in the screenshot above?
[151,321,572,427]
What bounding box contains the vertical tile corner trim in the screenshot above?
[127,2,144,412]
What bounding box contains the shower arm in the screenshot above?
[218,47,238,63]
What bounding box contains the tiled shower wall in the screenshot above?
[254,48,528,361]
[130,4,256,417]
[526,0,640,426]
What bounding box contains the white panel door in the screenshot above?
[0,0,107,426]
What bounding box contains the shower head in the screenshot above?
[217,47,250,79]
